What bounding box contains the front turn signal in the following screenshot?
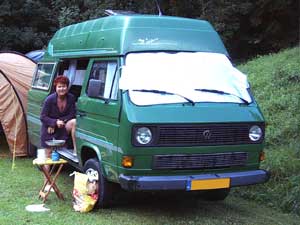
[259,151,266,162]
[122,156,134,168]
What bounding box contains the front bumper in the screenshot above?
[119,169,270,191]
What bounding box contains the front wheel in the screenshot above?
[83,158,113,208]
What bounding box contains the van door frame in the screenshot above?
[27,61,58,148]
[76,57,121,182]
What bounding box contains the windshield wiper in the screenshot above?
[194,88,249,104]
[132,89,195,105]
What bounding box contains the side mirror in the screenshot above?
[87,79,103,98]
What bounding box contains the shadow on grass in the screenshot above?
[106,189,248,218]
[59,164,246,218]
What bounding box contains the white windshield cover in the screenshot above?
[120,52,251,105]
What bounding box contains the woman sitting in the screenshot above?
[40,75,77,157]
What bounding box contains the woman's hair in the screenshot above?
[54,75,69,87]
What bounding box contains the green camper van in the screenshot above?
[27,12,269,207]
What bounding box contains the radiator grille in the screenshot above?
[153,152,248,170]
[157,124,262,146]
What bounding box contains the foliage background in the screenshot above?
[0,0,299,60]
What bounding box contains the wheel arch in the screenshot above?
[80,143,102,169]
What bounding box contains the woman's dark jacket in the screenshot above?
[40,92,76,148]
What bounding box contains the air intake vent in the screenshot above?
[153,152,248,170]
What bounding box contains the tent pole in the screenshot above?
[11,85,18,170]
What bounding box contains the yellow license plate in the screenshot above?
[190,178,230,190]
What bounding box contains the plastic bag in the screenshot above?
[71,172,98,213]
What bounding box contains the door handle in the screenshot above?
[77,111,86,117]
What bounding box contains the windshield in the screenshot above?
[119,52,252,106]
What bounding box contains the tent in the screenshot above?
[25,50,45,63]
[0,52,36,157]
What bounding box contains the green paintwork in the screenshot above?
[116,93,265,176]
[123,93,264,124]
[74,58,121,181]
[27,14,266,187]
[27,86,53,146]
[43,15,228,60]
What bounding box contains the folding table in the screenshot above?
[33,158,68,203]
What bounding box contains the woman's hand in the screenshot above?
[47,127,55,134]
[56,119,65,128]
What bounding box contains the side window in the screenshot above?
[32,63,55,90]
[60,59,88,87]
[87,61,118,100]
[56,59,89,101]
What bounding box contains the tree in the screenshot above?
[0,0,58,52]
[0,0,298,60]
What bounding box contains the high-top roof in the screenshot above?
[45,14,228,59]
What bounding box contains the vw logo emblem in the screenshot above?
[203,130,211,140]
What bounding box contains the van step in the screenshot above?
[57,148,79,163]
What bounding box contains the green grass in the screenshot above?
[0,156,299,225]
[238,46,300,148]
[235,46,300,215]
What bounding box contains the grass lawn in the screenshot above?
[0,153,298,225]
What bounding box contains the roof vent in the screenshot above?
[104,10,138,16]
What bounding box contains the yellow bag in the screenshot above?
[71,172,98,213]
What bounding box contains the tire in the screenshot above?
[83,158,113,208]
[201,188,230,201]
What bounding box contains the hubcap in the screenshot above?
[85,168,99,182]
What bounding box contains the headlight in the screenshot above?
[249,125,263,141]
[135,127,152,145]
